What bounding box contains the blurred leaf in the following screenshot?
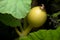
[15,36,31,40]
[20,37,31,40]
[0,0,31,19]
[0,14,22,27]
[52,11,60,18]
[54,0,60,3]
[48,0,60,13]
[28,33,40,40]
[57,19,60,22]
[18,26,60,40]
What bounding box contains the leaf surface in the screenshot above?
[18,27,60,40]
[0,0,31,19]
[0,14,21,27]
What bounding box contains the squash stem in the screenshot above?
[22,25,33,36]
[41,4,44,9]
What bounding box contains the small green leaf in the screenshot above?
[52,11,60,18]
[0,0,31,19]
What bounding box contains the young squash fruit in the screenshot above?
[27,6,47,27]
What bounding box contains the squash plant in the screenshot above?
[0,0,60,40]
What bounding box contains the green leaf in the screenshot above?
[19,27,60,40]
[0,14,22,27]
[28,33,40,40]
[0,0,31,19]
[20,36,31,40]
[15,36,31,40]
[52,11,60,18]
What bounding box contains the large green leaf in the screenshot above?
[0,0,31,19]
[16,26,60,40]
[0,14,22,27]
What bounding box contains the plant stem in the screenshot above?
[22,25,33,36]
[15,27,22,36]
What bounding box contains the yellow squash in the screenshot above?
[27,6,47,27]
